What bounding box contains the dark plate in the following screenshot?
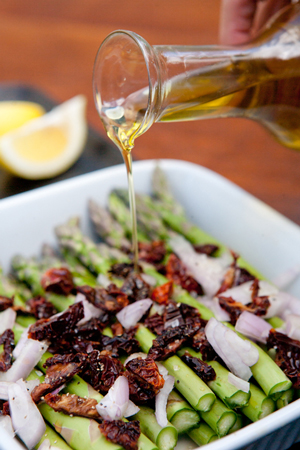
[0,83,123,199]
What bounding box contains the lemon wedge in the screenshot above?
[0,95,87,179]
[0,101,46,137]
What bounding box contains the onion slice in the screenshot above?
[116,299,153,329]
[96,376,139,420]
[75,295,102,325]
[155,375,175,427]
[0,339,48,382]
[228,373,250,393]
[0,415,15,436]
[235,311,272,343]
[0,308,17,334]
[169,234,230,297]
[283,314,300,341]
[205,318,258,381]
[8,379,46,449]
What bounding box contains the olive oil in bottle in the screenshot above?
[93,3,300,260]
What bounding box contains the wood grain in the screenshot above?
[0,0,299,225]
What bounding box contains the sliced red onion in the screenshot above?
[217,281,253,304]
[140,273,157,286]
[0,415,15,436]
[23,379,40,395]
[75,296,102,326]
[96,376,139,420]
[123,400,140,418]
[96,273,111,288]
[228,372,250,393]
[0,308,17,334]
[235,311,272,344]
[116,299,153,329]
[156,362,169,379]
[8,379,46,449]
[59,426,74,443]
[272,264,300,290]
[124,352,148,366]
[225,330,258,367]
[89,419,101,443]
[169,234,230,297]
[150,303,165,316]
[37,439,51,450]
[205,318,258,381]
[0,339,48,382]
[0,381,13,400]
[284,314,300,341]
[13,327,29,359]
[264,291,300,319]
[210,297,231,321]
[155,375,175,427]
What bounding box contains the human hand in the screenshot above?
[219,0,293,45]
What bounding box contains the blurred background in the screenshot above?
[0,0,300,225]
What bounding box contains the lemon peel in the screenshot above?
[0,101,46,137]
[0,95,88,180]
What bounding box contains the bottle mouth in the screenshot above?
[93,30,161,149]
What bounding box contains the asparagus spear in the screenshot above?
[55,218,111,276]
[111,190,169,242]
[108,192,148,243]
[200,398,237,437]
[166,391,200,434]
[88,199,131,251]
[132,407,178,450]
[188,421,218,445]
[276,388,294,409]
[241,383,275,421]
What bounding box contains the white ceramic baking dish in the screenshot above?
[0,159,300,450]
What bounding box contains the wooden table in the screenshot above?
[0,0,300,226]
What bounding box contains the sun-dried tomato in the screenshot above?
[193,244,219,256]
[109,263,135,278]
[111,322,124,336]
[41,267,75,296]
[0,400,10,416]
[267,329,300,388]
[28,302,84,342]
[101,329,140,357]
[233,267,255,286]
[26,296,57,319]
[83,351,124,394]
[99,420,140,450]
[147,303,205,360]
[121,273,151,302]
[181,352,216,382]
[166,254,203,295]
[218,295,270,325]
[163,302,185,328]
[144,313,165,335]
[138,241,166,265]
[31,353,88,403]
[77,284,129,314]
[124,357,164,404]
[44,393,99,419]
[0,329,14,372]
[191,328,217,360]
[0,296,13,311]
[147,326,188,360]
[151,281,173,305]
